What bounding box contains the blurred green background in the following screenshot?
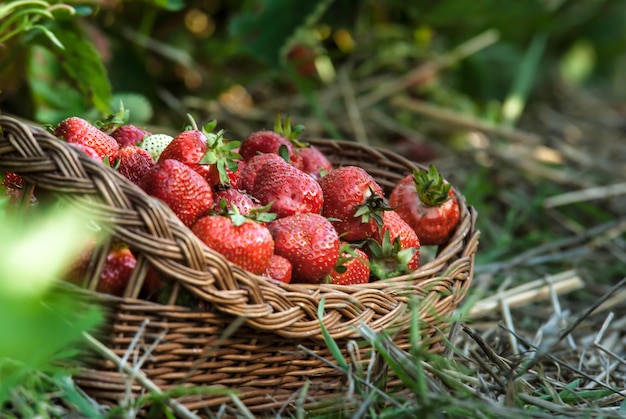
[2,0,626,129]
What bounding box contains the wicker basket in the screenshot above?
[0,114,479,415]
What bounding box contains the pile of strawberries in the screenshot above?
[1,114,461,301]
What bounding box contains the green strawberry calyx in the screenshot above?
[367,230,417,280]
[214,199,277,226]
[353,187,391,228]
[274,113,308,148]
[412,165,453,207]
[197,119,242,187]
[98,100,130,134]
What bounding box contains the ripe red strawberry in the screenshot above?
[239,115,304,168]
[319,166,388,241]
[63,240,136,297]
[158,128,207,168]
[239,153,284,193]
[191,212,274,275]
[373,210,420,271]
[239,131,300,165]
[1,171,26,206]
[252,157,323,218]
[329,244,370,286]
[262,254,293,283]
[389,165,460,246]
[212,188,260,215]
[2,171,23,189]
[268,213,339,283]
[96,243,137,297]
[299,145,332,179]
[68,143,102,161]
[54,117,120,165]
[117,145,156,186]
[111,124,152,147]
[141,159,214,227]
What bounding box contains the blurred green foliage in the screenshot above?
[0,187,103,414]
[1,0,625,127]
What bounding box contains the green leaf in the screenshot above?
[278,144,291,163]
[203,119,218,133]
[43,24,112,114]
[32,24,64,49]
[199,150,218,165]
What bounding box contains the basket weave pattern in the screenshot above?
[0,114,479,413]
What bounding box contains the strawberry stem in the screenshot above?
[186,113,199,131]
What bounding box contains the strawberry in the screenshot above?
[389,165,460,246]
[262,254,293,283]
[140,133,174,161]
[54,117,120,165]
[268,213,339,283]
[238,115,304,168]
[141,159,214,227]
[212,188,260,215]
[68,143,102,161]
[239,153,284,193]
[158,127,207,167]
[239,131,299,165]
[298,145,332,179]
[117,145,156,186]
[191,210,274,275]
[252,157,323,218]
[329,244,370,286]
[111,124,152,147]
[96,243,137,297]
[319,166,388,241]
[2,171,23,189]
[1,171,27,206]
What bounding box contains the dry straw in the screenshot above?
[0,114,479,414]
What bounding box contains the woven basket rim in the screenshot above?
[0,113,480,341]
